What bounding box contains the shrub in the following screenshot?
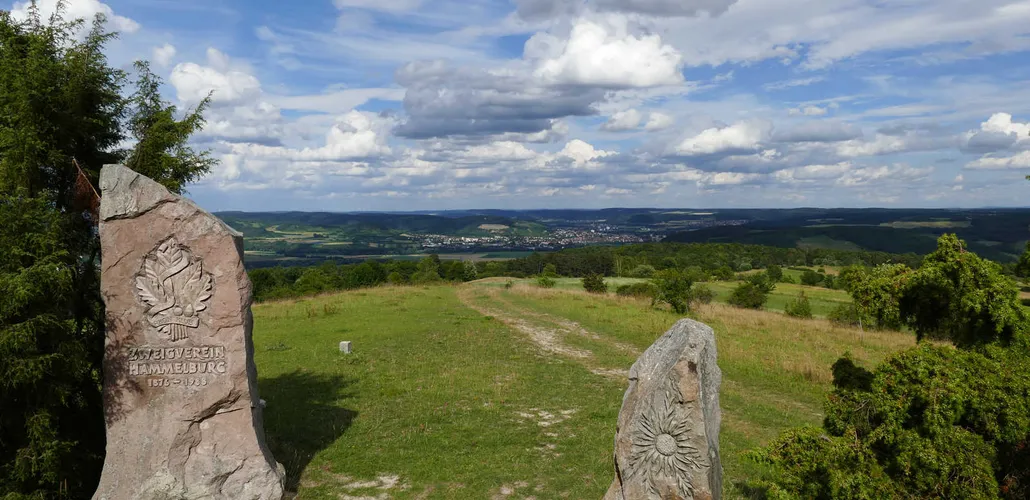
[766,264,784,282]
[780,274,797,284]
[1016,242,1030,278]
[387,271,406,285]
[745,272,777,293]
[582,273,608,294]
[462,260,478,281]
[784,292,813,319]
[536,276,556,288]
[841,263,909,331]
[627,264,657,278]
[712,266,735,281]
[751,345,1030,499]
[728,282,769,309]
[821,274,836,289]
[899,234,1028,346]
[750,235,1030,499]
[800,269,825,286]
[727,273,775,309]
[689,284,715,305]
[411,255,443,284]
[616,282,658,299]
[503,279,515,289]
[651,269,695,314]
[828,303,862,327]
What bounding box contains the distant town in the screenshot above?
[414,219,750,252]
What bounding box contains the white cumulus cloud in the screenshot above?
[644,112,675,131]
[153,44,177,67]
[673,121,769,156]
[558,139,615,166]
[601,109,643,131]
[966,151,1030,170]
[170,50,262,105]
[532,17,684,88]
[11,0,140,34]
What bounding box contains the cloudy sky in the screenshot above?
[8,0,1030,211]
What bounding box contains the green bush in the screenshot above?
[627,264,656,278]
[1016,242,1030,278]
[387,271,406,285]
[766,264,784,282]
[899,234,1027,346]
[784,292,813,318]
[750,235,1030,499]
[462,260,478,281]
[726,273,775,309]
[411,255,443,284]
[536,276,556,288]
[800,269,825,286]
[751,346,1030,499]
[712,266,736,281]
[504,279,515,289]
[727,282,768,309]
[582,273,608,294]
[690,284,715,305]
[651,269,695,314]
[840,263,909,331]
[821,274,836,289]
[616,282,658,298]
[828,303,862,327]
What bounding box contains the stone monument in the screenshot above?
[604,319,722,500]
[93,165,285,500]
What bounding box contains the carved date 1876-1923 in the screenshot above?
[135,237,213,342]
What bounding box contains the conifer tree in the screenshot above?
[0,3,215,496]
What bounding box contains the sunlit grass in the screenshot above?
[253,282,914,498]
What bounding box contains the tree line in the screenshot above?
[249,256,479,301]
[501,242,923,278]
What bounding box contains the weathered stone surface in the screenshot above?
[94,165,285,500]
[604,319,722,500]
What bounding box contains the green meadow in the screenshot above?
[254,281,914,499]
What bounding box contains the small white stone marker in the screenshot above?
[339,341,352,354]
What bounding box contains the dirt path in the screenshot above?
[456,285,640,380]
[488,292,641,358]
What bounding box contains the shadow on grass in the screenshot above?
[260,370,358,492]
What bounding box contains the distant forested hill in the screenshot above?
[664,208,1030,262]
[217,211,527,236]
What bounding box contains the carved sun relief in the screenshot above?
[135,237,213,342]
[628,380,706,498]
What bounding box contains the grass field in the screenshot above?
[486,277,852,318]
[253,282,914,499]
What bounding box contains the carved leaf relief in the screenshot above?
[135,237,213,342]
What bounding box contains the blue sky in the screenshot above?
[8,0,1030,211]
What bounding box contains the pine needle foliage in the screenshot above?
[0,3,216,496]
